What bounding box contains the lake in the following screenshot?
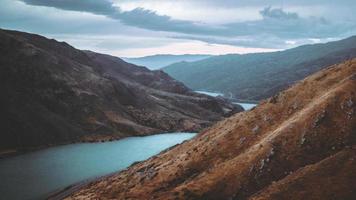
[195,90,223,97]
[233,102,257,110]
[195,90,257,110]
[0,133,196,200]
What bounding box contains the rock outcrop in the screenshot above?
[0,29,241,152]
[68,59,356,200]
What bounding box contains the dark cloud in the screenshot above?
[21,0,116,15]
[115,8,214,34]
[259,7,298,20]
[20,0,215,35]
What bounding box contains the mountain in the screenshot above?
[0,29,241,152]
[122,54,212,70]
[163,36,356,101]
[68,59,356,199]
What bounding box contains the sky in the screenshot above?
[1,0,356,57]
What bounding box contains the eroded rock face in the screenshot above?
[68,60,356,200]
[0,29,241,151]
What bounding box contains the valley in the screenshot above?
[1,2,356,199]
[67,59,356,200]
[0,29,241,153]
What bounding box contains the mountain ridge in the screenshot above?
[0,29,241,152]
[122,54,212,70]
[163,35,356,101]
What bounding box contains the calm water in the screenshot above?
[233,102,257,110]
[195,90,223,97]
[194,90,257,110]
[0,133,196,200]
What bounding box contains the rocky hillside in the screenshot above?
[68,59,356,199]
[0,29,241,152]
[163,36,356,101]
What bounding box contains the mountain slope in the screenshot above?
[122,54,211,70]
[163,36,356,101]
[68,59,356,200]
[0,29,241,152]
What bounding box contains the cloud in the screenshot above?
[20,0,216,35]
[109,40,278,57]
[260,7,298,20]
[171,7,355,48]
[9,0,356,50]
[114,8,213,34]
[20,0,354,39]
[21,0,117,15]
[173,0,356,8]
[171,35,288,49]
[222,7,346,38]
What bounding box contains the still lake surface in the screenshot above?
[233,102,256,110]
[195,90,257,110]
[195,90,223,97]
[0,133,196,200]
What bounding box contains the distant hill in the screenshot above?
[122,54,212,70]
[68,59,356,200]
[0,29,240,152]
[163,36,356,101]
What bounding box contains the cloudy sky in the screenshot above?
[1,0,356,57]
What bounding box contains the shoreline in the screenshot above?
[0,132,198,199]
[231,99,259,104]
[45,171,120,200]
[0,135,124,159]
[43,137,188,200]
[44,134,195,200]
[194,90,260,104]
[0,131,192,159]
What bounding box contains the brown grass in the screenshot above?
[66,59,356,200]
